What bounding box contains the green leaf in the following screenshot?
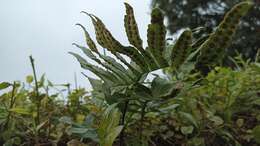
[179,112,198,128]
[26,75,34,84]
[181,126,194,135]
[170,29,192,70]
[210,116,224,126]
[98,104,122,146]
[9,107,31,115]
[81,12,110,50]
[38,74,45,87]
[0,82,11,90]
[76,23,99,53]
[151,77,179,98]
[36,120,48,131]
[83,12,149,72]
[252,125,260,144]
[73,44,130,83]
[131,83,153,100]
[236,119,244,128]
[159,104,179,112]
[105,126,123,146]
[111,85,128,95]
[124,3,157,71]
[187,137,205,146]
[147,8,168,67]
[253,99,260,106]
[69,127,98,141]
[100,55,135,80]
[114,53,142,76]
[88,77,103,91]
[69,52,121,85]
[67,139,87,146]
[59,116,73,124]
[124,3,143,50]
[47,80,53,86]
[117,46,149,72]
[3,137,21,146]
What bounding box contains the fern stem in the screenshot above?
[120,100,129,146]
[139,101,147,145]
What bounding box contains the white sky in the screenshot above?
[0,0,151,89]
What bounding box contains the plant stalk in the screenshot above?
[119,100,129,146]
[5,82,17,129]
[29,56,40,125]
[140,102,147,145]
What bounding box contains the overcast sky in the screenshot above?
[0,0,151,89]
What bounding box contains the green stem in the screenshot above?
[5,82,17,129]
[139,102,147,145]
[120,100,129,146]
[29,56,40,125]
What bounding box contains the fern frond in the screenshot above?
[124,3,143,51]
[171,29,193,70]
[147,8,168,67]
[76,23,99,54]
[196,1,253,72]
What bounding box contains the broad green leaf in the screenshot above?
[151,77,179,98]
[0,82,11,90]
[130,83,153,100]
[98,104,122,146]
[69,127,98,141]
[105,126,123,146]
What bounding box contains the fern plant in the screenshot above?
[70,1,253,145]
[71,1,252,102]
